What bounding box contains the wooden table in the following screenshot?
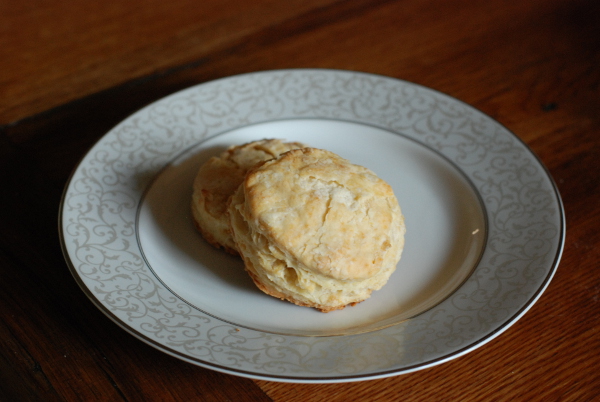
[1,0,598,400]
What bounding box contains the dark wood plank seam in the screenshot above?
[0,0,394,131]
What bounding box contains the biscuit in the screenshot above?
[229,148,405,312]
[191,139,307,254]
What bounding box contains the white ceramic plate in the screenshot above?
[60,69,564,383]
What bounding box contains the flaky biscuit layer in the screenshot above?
[229,148,406,312]
[191,139,306,254]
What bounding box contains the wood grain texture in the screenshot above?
[1,0,599,400]
[0,0,340,125]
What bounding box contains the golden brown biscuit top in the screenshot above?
[194,139,306,219]
[243,148,402,281]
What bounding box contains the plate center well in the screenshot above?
[137,119,486,336]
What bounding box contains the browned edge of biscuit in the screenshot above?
[242,261,362,313]
[191,201,239,256]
